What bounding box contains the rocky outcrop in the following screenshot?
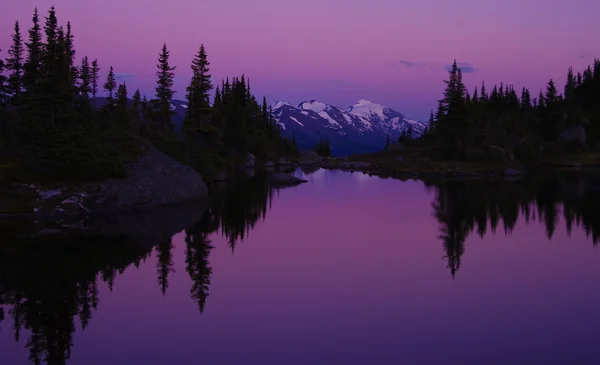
[5,146,209,218]
[268,173,308,186]
[298,150,323,166]
[86,146,208,213]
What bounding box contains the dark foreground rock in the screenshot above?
[87,146,208,213]
[268,173,308,186]
[2,145,209,218]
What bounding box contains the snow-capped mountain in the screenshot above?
[273,99,428,156]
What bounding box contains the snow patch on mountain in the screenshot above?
[300,100,328,113]
[274,100,293,109]
[349,99,386,121]
[289,116,303,126]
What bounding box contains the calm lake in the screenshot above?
[2,168,600,365]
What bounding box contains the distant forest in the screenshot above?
[419,58,600,163]
[0,6,298,181]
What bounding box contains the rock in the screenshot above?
[86,146,208,213]
[268,173,308,186]
[244,153,256,168]
[278,157,292,165]
[504,169,522,176]
[560,124,587,146]
[298,150,323,165]
[263,161,274,167]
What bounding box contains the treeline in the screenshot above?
[421,59,600,162]
[0,6,297,181]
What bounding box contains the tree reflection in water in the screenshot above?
[2,171,600,364]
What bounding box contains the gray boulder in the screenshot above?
[298,150,323,165]
[268,173,308,186]
[86,146,208,213]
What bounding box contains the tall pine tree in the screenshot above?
[23,7,42,94]
[103,66,116,102]
[183,44,213,144]
[5,21,24,103]
[91,59,100,103]
[155,42,176,132]
[79,56,91,100]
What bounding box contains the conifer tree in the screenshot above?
[41,6,59,80]
[79,56,91,100]
[6,21,24,102]
[64,21,77,87]
[565,67,575,99]
[480,81,487,101]
[155,43,176,132]
[0,53,7,106]
[23,7,42,93]
[91,59,100,103]
[183,44,212,143]
[438,60,468,150]
[262,96,269,127]
[545,79,558,105]
[116,82,128,124]
[538,90,545,108]
[131,89,142,133]
[103,66,116,101]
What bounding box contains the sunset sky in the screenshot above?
[2,0,598,120]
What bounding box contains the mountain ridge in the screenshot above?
[272,99,428,156]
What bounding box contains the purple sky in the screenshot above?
[2,0,599,120]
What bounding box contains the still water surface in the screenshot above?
[2,169,600,364]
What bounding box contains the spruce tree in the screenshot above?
[183,44,212,143]
[41,6,59,81]
[23,7,42,93]
[565,67,575,99]
[0,53,7,106]
[79,56,91,99]
[91,59,100,103]
[545,79,558,105]
[103,66,116,101]
[480,81,487,101]
[65,21,77,87]
[438,60,468,150]
[116,82,128,124]
[131,89,142,133]
[6,21,24,102]
[155,43,176,132]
